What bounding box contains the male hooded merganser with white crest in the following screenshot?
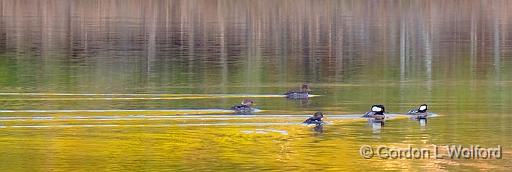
[231,99,255,114]
[362,105,386,125]
[284,84,311,99]
[406,104,428,120]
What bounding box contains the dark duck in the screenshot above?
[362,105,386,125]
[303,111,325,125]
[231,99,255,114]
[406,104,428,120]
[284,84,311,99]
[304,112,324,132]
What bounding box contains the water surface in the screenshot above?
[1,0,512,171]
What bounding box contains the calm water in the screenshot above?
[1,0,512,171]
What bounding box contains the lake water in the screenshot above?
[0,0,511,171]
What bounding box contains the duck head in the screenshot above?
[371,105,385,114]
[417,104,428,113]
[313,111,324,119]
[301,84,312,92]
[241,99,255,106]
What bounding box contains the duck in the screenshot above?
[303,111,324,125]
[406,104,428,120]
[284,84,311,99]
[231,99,255,114]
[362,104,386,125]
[304,111,324,132]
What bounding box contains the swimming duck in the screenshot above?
[362,105,386,125]
[284,84,311,99]
[303,111,324,125]
[231,99,255,114]
[406,104,428,120]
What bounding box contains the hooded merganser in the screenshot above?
[284,84,311,99]
[362,105,386,125]
[407,104,428,120]
[231,99,255,114]
[304,111,324,125]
